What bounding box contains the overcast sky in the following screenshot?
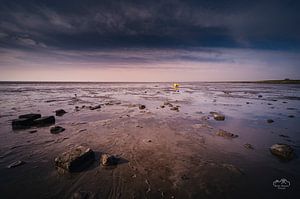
[0,0,299,81]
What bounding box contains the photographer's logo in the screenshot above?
[273,178,290,190]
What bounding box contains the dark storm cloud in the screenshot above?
[0,0,299,51]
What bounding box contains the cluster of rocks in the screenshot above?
[55,146,119,172]
[12,113,55,130]
[161,101,180,111]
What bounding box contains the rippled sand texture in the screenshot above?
[0,82,299,198]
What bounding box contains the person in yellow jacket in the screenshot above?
[173,83,180,91]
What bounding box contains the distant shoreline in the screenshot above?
[0,79,299,84]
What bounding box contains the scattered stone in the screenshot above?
[19,113,41,120]
[246,102,250,104]
[216,129,238,138]
[50,126,65,134]
[288,115,295,118]
[270,144,294,160]
[71,191,91,199]
[267,103,273,105]
[279,134,289,138]
[34,116,55,126]
[282,101,287,103]
[164,102,173,107]
[12,118,34,130]
[258,95,263,98]
[267,119,274,123]
[54,146,95,172]
[244,143,254,149]
[55,109,67,116]
[170,107,179,111]
[28,130,37,134]
[100,154,118,166]
[90,105,101,110]
[210,112,225,121]
[160,105,165,108]
[139,104,146,110]
[7,160,25,168]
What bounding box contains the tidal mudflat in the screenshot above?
[0,82,299,198]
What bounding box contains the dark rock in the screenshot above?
[267,119,274,123]
[100,154,118,166]
[54,146,95,172]
[55,109,67,116]
[288,115,295,118]
[160,105,165,108]
[279,134,289,138]
[210,112,225,121]
[170,107,179,111]
[89,105,101,110]
[270,144,294,160]
[12,118,34,130]
[34,116,55,126]
[244,143,254,149]
[71,191,90,199]
[50,126,65,134]
[28,130,37,133]
[7,160,25,168]
[19,113,41,120]
[139,104,146,110]
[164,102,173,107]
[246,102,250,104]
[216,129,238,138]
[258,95,263,98]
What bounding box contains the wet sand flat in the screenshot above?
[0,82,299,198]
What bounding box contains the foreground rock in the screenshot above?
[55,109,67,116]
[216,129,238,138]
[55,146,95,172]
[100,154,118,166]
[7,160,25,168]
[50,126,65,134]
[19,113,41,120]
[270,144,294,160]
[34,116,55,126]
[12,118,34,130]
[267,119,274,123]
[12,113,42,129]
[210,112,225,121]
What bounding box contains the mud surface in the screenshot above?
[0,82,299,198]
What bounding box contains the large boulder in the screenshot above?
[100,153,118,166]
[34,116,55,126]
[55,146,95,172]
[12,118,34,130]
[270,144,294,160]
[12,113,42,129]
[19,113,41,120]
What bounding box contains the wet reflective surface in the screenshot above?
[0,82,299,198]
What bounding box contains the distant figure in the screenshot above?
[173,83,180,92]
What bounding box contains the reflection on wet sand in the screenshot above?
[0,82,299,198]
